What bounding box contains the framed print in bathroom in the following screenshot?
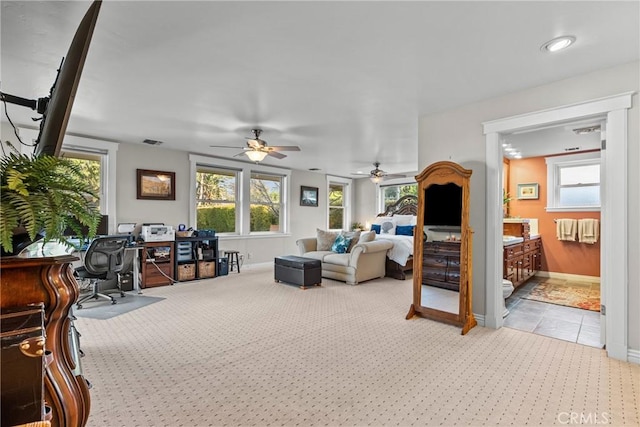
[517,183,539,200]
[137,169,176,200]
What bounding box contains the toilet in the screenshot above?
[502,279,514,317]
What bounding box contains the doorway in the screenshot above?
[500,123,603,347]
[483,93,632,361]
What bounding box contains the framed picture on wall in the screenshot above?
[300,186,318,207]
[517,183,539,200]
[137,169,176,200]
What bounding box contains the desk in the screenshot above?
[125,245,143,294]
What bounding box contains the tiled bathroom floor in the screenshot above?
[504,279,603,348]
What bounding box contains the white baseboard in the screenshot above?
[473,313,485,327]
[628,348,640,364]
[536,271,600,283]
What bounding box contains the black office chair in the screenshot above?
[75,235,130,309]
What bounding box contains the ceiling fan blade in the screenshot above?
[232,152,246,158]
[267,145,301,152]
[382,173,407,180]
[267,151,287,159]
[210,145,246,149]
[351,172,369,176]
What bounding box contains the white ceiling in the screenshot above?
[1,1,638,177]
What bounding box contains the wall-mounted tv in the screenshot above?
[1,1,102,157]
[424,183,462,228]
[34,0,101,157]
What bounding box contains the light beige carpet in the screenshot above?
[76,264,639,426]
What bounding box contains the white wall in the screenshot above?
[416,61,639,350]
[115,142,332,265]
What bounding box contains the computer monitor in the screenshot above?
[63,214,108,237]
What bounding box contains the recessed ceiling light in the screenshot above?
[541,35,576,53]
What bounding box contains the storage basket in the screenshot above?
[177,263,196,281]
[198,261,216,278]
[176,230,194,238]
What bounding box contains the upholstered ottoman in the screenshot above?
[274,255,322,289]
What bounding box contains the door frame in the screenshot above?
[483,92,633,361]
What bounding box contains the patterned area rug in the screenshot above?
[523,279,600,311]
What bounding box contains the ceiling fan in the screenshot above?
[210,128,301,162]
[352,162,407,183]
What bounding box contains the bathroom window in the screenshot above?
[545,152,600,212]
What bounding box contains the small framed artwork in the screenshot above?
[300,186,319,207]
[517,183,539,200]
[137,169,176,200]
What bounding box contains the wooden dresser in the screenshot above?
[0,255,91,427]
[422,240,461,292]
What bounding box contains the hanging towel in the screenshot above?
[556,219,577,241]
[578,219,600,244]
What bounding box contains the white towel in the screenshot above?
[556,219,577,241]
[578,219,600,244]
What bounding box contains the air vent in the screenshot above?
[564,147,581,152]
[142,139,163,145]
[308,168,321,171]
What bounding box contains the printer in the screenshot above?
[140,224,175,242]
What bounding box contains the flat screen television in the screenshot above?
[424,183,462,229]
[33,1,102,157]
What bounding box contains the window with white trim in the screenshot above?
[327,176,352,231]
[546,152,601,212]
[61,150,102,211]
[190,154,290,236]
[250,172,283,232]
[196,167,239,233]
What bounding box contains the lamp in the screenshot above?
[370,175,382,184]
[245,150,268,162]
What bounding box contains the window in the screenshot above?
[62,151,102,209]
[189,154,291,236]
[546,152,600,212]
[20,128,119,229]
[250,173,283,232]
[329,183,345,230]
[327,176,352,231]
[196,167,238,233]
[380,182,418,212]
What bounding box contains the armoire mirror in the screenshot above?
[406,161,476,335]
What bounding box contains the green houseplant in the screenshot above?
[1,152,101,255]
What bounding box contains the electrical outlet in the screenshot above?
[247,253,252,260]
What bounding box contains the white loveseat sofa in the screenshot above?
[296,231,393,285]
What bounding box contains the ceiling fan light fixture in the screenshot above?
[245,150,268,162]
[370,176,383,184]
[541,35,576,53]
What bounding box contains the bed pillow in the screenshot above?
[394,215,417,226]
[317,229,339,251]
[371,224,381,234]
[396,225,415,236]
[331,233,352,254]
[374,216,396,235]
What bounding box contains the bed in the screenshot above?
[373,195,419,280]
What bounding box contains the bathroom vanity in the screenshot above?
[503,219,542,288]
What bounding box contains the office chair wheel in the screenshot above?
[111,299,117,305]
[76,304,83,309]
